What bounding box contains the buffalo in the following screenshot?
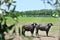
[36,23,53,36]
[22,23,37,36]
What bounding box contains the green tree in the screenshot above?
[41,0,60,17]
[0,0,16,40]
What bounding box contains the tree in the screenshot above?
[0,0,16,16]
[41,0,60,17]
[0,0,16,40]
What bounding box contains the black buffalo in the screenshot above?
[36,23,53,36]
[22,23,37,36]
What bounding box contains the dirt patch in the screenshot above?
[5,30,58,40]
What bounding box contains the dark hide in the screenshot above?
[36,23,53,36]
[22,23,37,36]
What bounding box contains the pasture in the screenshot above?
[5,17,59,40]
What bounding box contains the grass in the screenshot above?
[5,16,60,40]
[6,16,59,32]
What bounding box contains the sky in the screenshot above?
[2,0,55,11]
[14,0,55,11]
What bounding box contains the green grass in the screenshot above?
[18,17,58,24]
[6,16,59,33]
[5,17,60,40]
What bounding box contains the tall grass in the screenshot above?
[5,16,59,40]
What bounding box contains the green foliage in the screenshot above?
[3,9,60,17]
[52,10,59,17]
[3,9,60,18]
[41,0,60,18]
[4,0,10,3]
[19,9,53,17]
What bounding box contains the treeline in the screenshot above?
[20,9,53,17]
[4,9,60,17]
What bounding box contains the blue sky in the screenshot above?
[2,0,55,11]
[14,0,55,11]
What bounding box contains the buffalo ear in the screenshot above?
[51,23,53,26]
[31,23,35,26]
[47,23,53,26]
[32,24,34,26]
[35,23,37,25]
[32,23,37,26]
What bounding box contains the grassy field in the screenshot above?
[6,16,59,32]
[5,16,60,40]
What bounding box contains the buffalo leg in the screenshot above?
[36,29,39,36]
[31,31,34,36]
[46,31,49,36]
